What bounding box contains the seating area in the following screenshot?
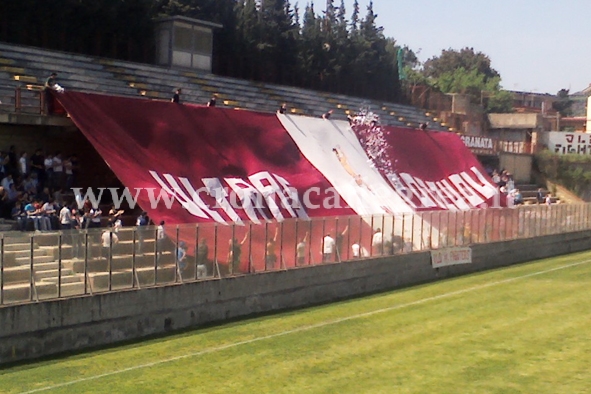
[0,42,449,130]
[1,228,182,304]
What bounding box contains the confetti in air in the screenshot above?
[349,107,407,193]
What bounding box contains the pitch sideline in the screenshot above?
[17,257,591,394]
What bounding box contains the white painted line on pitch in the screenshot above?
[18,258,591,394]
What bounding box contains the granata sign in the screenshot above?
[460,135,496,155]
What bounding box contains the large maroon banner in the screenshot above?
[56,91,356,226]
[55,91,501,269]
[352,122,501,211]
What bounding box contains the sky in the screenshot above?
[336,0,591,95]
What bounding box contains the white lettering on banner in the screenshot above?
[449,174,485,207]
[150,172,224,222]
[273,174,310,219]
[424,181,458,210]
[149,170,309,224]
[462,167,498,200]
[400,173,438,208]
[201,178,243,225]
[431,247,472,268]
[225,178,270,224]
[436,179,471,210]
[396,167,497,209]
[249,171,294,222]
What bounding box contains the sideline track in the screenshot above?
[13,255,591,394]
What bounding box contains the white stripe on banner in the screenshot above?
[277,115,414,216]
[431,247,472,268]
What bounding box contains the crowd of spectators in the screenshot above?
[489,169,524,206]
[0,145,80,228]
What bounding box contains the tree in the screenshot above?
[552,89,573,117]
[423,47,499,81]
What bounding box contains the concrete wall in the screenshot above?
[1,230,590,365]
[499,152,532,183]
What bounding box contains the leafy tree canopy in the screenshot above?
[552,88,573,117]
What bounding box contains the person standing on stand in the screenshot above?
[296,231,309,266]
[227,232,249,275]
[171,88,181,104]
[156,220,166,264]
[322,233,336,262]
[44,73,58,115]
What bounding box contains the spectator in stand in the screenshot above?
[69,154,79,189]
[506,173,515,192]
[322,110,333,119]
[513,189,524,205]
[1,173,13,191]
[7,145,17,178]
[0,187,9,219]
[296,231,309,266]
[25,199,48,231]
[545,193,553,205]
[53,187,64,208]
[7,183,19,202]
[89,206,102,229]
[52,152,64,190]
[59,204,72,230]
[108,204,124,228]
[42,198,58,230]
[492,170,501,185]
[71,210,84,259]
[177,241,187,273]
[44,153,54,190]
[322,233,336,262]
[44,72,58,115]
[372,228,384,256]
[18,152,28,177]
[101,228,119,260]
[156,220,166,264]
[11,201,26,231]
[171,88,181,104]
[37,187,51,204]
[506,190,515,207]
[135,211,149,254]
[335,225,349,261]
[0,151,7,180]
[64,155,74,190]
[29,149,45,190]
[536,188,545,204]
[21,174,41,196]
[207,94,217,107]
[196,238,208,278]
[228,232,249,274]
[419,122,428,131]
[265,227,279,271]
[351,240,361,259]
[278,103,287,114]
[35,199,51,231]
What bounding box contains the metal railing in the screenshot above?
[1,203,590,306]
[14,85,45,114]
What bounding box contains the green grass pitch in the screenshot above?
[2,251,591,393]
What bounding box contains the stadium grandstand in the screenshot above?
[0,11,584,376]
[0,42,447,130]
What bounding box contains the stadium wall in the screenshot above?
[1,230,590,365]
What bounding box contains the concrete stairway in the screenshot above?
[1,229,180,305]
[515,184,559,204]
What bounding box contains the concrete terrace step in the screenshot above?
[0,41,449,130]
[88,265,177,291]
